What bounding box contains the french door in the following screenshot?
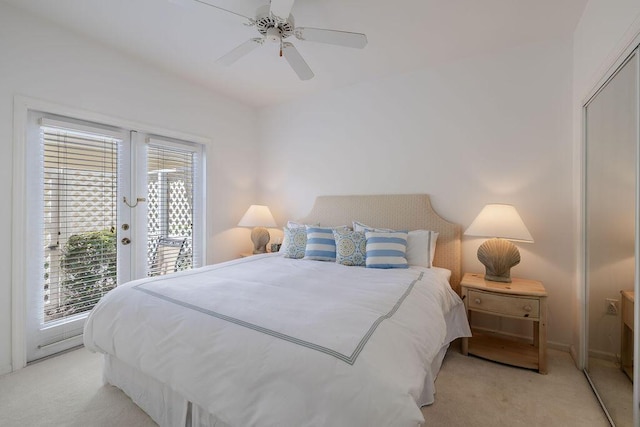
[24,112,203,361]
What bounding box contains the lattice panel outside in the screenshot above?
[147,179,160,263]
[169,179,193,270]
[169,180,192,237]
[148,180,160,236]
[64,170,117,234]
[146,175,193,276]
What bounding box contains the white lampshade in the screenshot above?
[464,204,534,243]
[238,205,277,228]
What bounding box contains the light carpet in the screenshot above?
[586,357,633,426]
[0,347,155,427]
[422,349,609,426]
[0,346,608,426]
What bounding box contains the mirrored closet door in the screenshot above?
[584,48,638,427]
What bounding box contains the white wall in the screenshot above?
[573,0,640,101]
[258,37,575,346]
[0,3,259,373]
[572,0,640,364]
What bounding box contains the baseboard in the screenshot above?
[548,341,571,352]
[588,348,618,363]
[0,363,12,376]
[569,344,579,367]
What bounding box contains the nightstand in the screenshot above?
[461,273,548,374]
[620,290,634,380]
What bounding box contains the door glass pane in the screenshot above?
[42,126,118,322]
[146,144,195,276]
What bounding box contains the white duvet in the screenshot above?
[84,253,470,427]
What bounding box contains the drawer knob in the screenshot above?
[523,305,532,312]
[474,298,481,304]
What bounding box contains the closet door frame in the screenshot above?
[11,95,209,372]
[578,37,640,425]
[581,47,640,425]
[582,48,639,426]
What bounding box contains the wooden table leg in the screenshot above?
[462,289,470,356]
[538,298,548,374]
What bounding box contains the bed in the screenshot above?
[84,194,471,426]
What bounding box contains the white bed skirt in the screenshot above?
[104,347,447,427]
[102,304,467,427]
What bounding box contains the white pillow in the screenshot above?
[352,220,393,233]
[353,221,438,268]
[406,230,439,268]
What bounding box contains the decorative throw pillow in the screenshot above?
[283,226,307,259]
[304,226,337,261]
[406,230,439,268]
[365,231,409,269]
[279,221,317,253]
[333,229,366,266]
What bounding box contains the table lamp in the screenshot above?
[464,204,534,283]
[238,205,277,254]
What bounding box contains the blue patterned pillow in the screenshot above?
[304,226,337,261]
[365,231,409,269]
[333,229,366,266]
[279,221,319,254]
[283,226,307,259]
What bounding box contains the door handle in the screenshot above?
[121,237,131,245]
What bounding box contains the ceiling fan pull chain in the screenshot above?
[280,38,283,57]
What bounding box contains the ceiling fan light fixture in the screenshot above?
[266,27,282,43]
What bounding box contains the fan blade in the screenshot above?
[295,27,367,49]
[216,38,264,66]
[172,0,254,26]
[282,42,314,80]
[269,0,295,21]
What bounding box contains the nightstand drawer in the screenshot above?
[468,289,540,318]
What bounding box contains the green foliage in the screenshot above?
[59,229,117,316]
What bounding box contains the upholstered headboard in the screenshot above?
[297,194,462,293]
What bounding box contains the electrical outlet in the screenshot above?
[606,298,619,315]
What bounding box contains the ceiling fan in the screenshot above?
[191,0,368,80]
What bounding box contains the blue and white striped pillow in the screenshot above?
[304,226,337,261]
[365,231,409,269]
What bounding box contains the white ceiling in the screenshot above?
[3,0,588,108]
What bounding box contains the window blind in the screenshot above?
[146,141,199,277]
[41,124,120,325]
